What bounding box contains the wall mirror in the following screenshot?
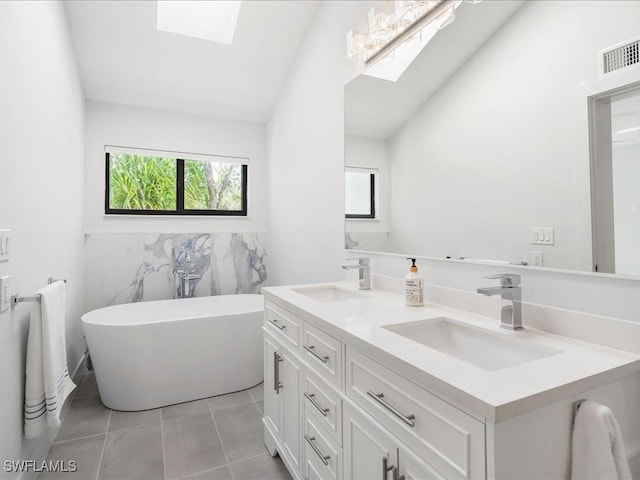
[344,0,640,276]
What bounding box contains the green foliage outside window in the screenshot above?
[184,160,242,210]
[107,152,245,214]
[109,153,176,210]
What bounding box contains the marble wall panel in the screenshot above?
[83,232,267,312]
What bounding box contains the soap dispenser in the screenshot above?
[404,258,424,307]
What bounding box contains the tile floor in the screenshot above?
[40,372,291,480]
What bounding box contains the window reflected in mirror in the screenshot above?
[345,169,376,219]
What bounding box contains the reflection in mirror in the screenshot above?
[591,86,640,276]
[345,169,376,219]
[345,0,640,275]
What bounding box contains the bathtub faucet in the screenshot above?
[174,253,200,299]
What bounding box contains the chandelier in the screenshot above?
[347,0,466,65]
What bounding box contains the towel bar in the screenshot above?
[11,294,41,306]
[11,277,67,307]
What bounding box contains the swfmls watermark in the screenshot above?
[4,460,78,474]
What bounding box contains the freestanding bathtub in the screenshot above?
[81,294,264,411]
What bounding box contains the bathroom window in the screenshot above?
[105,147,248,216]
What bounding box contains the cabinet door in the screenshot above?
[344,403,443,480]
[264,334,282,438]
[281,346,302,474]
[397,446,443,480]
[344,403,397,480]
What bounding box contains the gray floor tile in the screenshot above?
[255,400,264,414]
[74,372,99,399]
[163,412,227,479]
[99,423,164,480]
[108,408,161,432]
[39,434,105,480]
[55,395,111,443]
[248,383,264,403]
[214,403,265,463]
[162,399,209,421]
[229,454,292,480]
[208,391,252,411]
[178,465,232,480]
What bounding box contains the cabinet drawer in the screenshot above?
[302,322,343,390]
[303,408,342,480]
[264,302,301,350]
[346,348,485,479]
[303,369,342,445]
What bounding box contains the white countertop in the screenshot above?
[262,282,640,423]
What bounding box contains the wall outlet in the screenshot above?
[531,227,554,245]
[530,251,543,267]
[0,230,10,262]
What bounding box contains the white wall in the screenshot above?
[387,0,640,270]
[269,0,640,323]
[613,143,640,276]
[84,101,268,234]
[265,1,370,286]
[0,2,85,477]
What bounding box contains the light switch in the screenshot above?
[531,227,554,245]
[0,229,11,262]
[0,276,11,313]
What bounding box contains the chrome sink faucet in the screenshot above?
[477,273,522,330]
[342,257,370,290]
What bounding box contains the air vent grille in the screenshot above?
[602,39,639,74]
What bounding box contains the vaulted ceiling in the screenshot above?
[64,1,319,123]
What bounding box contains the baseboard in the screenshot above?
[61,352,88,424]
[70,352,88,385]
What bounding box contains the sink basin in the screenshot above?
[383,318,561,371]
[293,286,369,302]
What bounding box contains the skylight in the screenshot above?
[156,1,241,45]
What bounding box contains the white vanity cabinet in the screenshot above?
[263,303,303,478]
[263,286,640,480]
[263,298,486,480]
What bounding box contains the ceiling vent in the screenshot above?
[600,37,640,75]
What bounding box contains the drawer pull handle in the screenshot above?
[273,352,283,394]
[268,318,286,330]
[367,390,416,428]
[304,345,329,363]
[382,456,396,480]
[304,392,330,417]
[305,434,330,465]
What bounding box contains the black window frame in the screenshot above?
[105,152,248,216]
[345,171,376,219]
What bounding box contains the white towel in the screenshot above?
[572,400,632,480]
[24,281,76,439]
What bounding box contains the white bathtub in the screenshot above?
[81,294,264,411]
